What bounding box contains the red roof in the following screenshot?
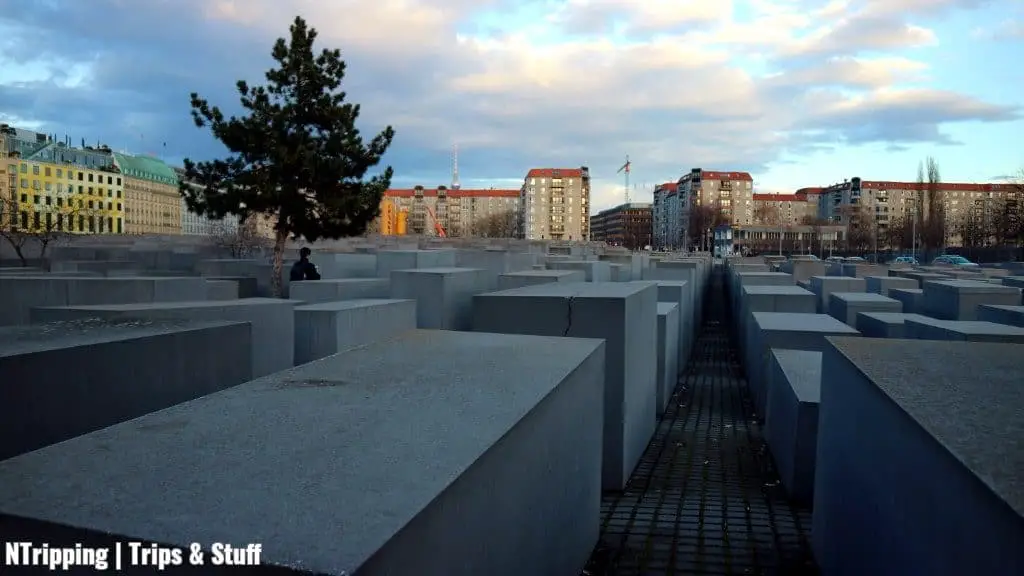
[699,171,754,182]
[795,187,823,195]
[857,181,1019,192]
[525,168,585,178]
[753,193,802,202]
[385,188,520,198]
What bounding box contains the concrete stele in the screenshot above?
[0,330,607,576]
[293,299,417,365]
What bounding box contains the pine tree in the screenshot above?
[180,16,395,296]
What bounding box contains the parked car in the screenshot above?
[845,256,866,263]
[931,255,979,267]
[825,256,845,263]
[892,256,919,265]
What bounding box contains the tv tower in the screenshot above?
[451,143,461,190]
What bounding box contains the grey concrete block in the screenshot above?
[745,312,860,415]
[904,316,1024,343]
[840,263,887,278]
[730,272,795,321]
[923,279,1022,320]
[289,278,391,304]
[0,318,252,461]
[828,292,902,327]
[655,281,691,372]
[764,349,822,503]
[206,276,259,298]
[317,253,378,279]
[656,302,680,416]
[375,249,457,277]
[814,337,1024,576]
[294,299,417,365]
[890,288,924,314]
[0,276,210,326]
[31,299,295,378]
[455,249,536,289]
[0,330,606,576]
[644,261,703,325]
[205,279,239,300]
[855,312,930,338]
[498,270,585,290]
[809,276,866,313]
[391,267,490,330]
[738,285,816,353]
[549,260,613,282]
[977,304,1024,327]
[473,281,658,491]
[780,260,827,282]
[865,275,918,296]
[894,271,951,287]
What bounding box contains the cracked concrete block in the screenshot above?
[656,302,680,416]
[390,268,490,330]
[30,298,297,378]
[0,318,252,461]
[293,299,416,365]
[0,330,605,576]
[813,337,1024,576]
[472,281,658,491]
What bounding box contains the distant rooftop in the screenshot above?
[113,153,178,186]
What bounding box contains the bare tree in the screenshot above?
[753,204,780,226]
[688,203,729,250]
[957,203,987,248]
[917,157,947,251]
[208,219,272,258]
[0,195,99,266]
[885,215,914,252]
[472,209,517,238]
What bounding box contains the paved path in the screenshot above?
[584,268,819,575]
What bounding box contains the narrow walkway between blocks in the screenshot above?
[583,268,819,576]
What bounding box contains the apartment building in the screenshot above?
[652,169,754,249]
[173,167,240,235]
[519,167,591,241]
[114,153,182,235]
[590,202,653,249]
[751,191,819,225]
[3,157,125,235]
[381,187,520,237]
[818,177,1022,246]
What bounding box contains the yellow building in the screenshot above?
[4,157,124,234]
[114,153,182,235]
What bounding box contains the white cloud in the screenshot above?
[2,0,1019,213]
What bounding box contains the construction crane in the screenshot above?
[425,205,447,238]
[617,155,631,203]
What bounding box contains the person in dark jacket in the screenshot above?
[289,247,321,281]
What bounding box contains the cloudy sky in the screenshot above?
[1,0,1021,211]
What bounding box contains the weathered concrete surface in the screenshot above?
[497,270,586,290]
[0,330,606,576]
[293,299,417,365]
[289,278,391,304]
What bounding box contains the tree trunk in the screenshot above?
[271,229,287,298]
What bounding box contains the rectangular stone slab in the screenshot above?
[390,267,489,330]
[922,279,1022,320]
[889,287,924,314]
[497,270,585,289]
[809,276,866,313]
[0,318,252,461]
[656,302,680,416]
[655,281,691,372]
[288,278,390,304]
[473,281,658,490]
[977,304,1024,328]
[854,312,930,338]
[745,312,860,415]
[0,330,607,576]
[293,299,417,365]
[30,299,297,378]
[864,275,918,296]
[904,316,1024,343]
[764,349,822,503]
[827,292,902,327]
[813,337,1024,576]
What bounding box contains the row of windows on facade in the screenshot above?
[19,179,123,198]
[18,193,120,212]
[8,211,122,234]
[15,163,122,186]
[527,178,576,186]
